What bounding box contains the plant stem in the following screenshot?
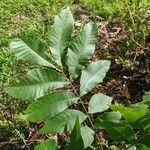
[61,70,104,150]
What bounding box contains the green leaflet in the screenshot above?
[80,60,111,96]
[126,145,136,150]
[137,144,150,150]
[49,7,74,66]
[81,126,94,148]
[25,90,78,122]
[138,135,150,148]
[133,114,150,132]
[6,68,69,100]
[69,124,94,149]
[39,109,87,134]
[110,105,148,124]
[10,37,55,68]
[88,93,112,113]
[68,117,84,150]
[143,92,150,106]
[95,111,122,130]
[95,111,135,142]
[67,23,98,79]
[34,140,58,150]
[104,121,135,142]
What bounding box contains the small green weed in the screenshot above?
[80,0,125,18]
[0,0,72,46]
[80,0,149,19]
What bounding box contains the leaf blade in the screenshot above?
[143,92,150,106]
[34,139,57,150]
[95,111,122,130]
[10,37,55,68]
[68,117,84,150]
[104,121,135,142]
[67,23,98,79]
[6,68,69,100]
[110,105,148,124]
[49,7,74,66]
[25,90,78,122]
[80,60,110,96]
[81,126,94,148]
[88,93,112,113]
[39,109,87,134]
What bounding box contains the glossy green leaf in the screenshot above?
[68,120,94,149]
[110,105,148,124]
[67,23,98,79]
[68,117,84,150]
[34,139,57,150]
[109,145,119,150]
[95,111,122,129]
[138,135,150,148]
[137,144,150,150]
[88,93,112,113]
[49,7,74,66]
[10,37,55,68]
[126,145,136,150]
[6,68,69,100]
[80,60,111,96]
[143,92,150,106]
[130,103,149,111]
[104,120,135,142]
[98,111,135,142]
[39,109,87,134]
[81,126,94,148]
[133,114,150,131]
[25,91,78,122]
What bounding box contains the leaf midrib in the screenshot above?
[50,12,72,65]
[27,97,77,117]
[9,81,68,88]
[70,27,93,74]
[81,66,105,94]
